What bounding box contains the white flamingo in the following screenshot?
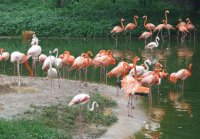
[144,36,160,50]
[0,48,10,73]
[27,44,41,76]
[31,34,39,46]
[129,59,151,76]
[11,51,33,86]
[48,51,58,99]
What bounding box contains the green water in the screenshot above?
[0,37,199,139]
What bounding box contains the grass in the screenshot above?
[0,92,118,139]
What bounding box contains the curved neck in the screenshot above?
[134,17,138,26]
[49,53,52,69]
[155,38,159,46]
[144,61,150,72]
[56,50,58,58]
[121,20,124,29]
[133,58,139,80]
[87,101,98,111]
[165,12,168,24]
[143,16,147,26]
[188,64,192,74]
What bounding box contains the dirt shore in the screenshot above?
[0,75,147,139]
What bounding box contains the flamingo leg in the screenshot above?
[105,67,108,84]
[17,62,21,87]
[79,105,83,139]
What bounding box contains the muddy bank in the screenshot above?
[0,75,147,139]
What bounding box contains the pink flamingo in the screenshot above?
[139,29,153,46]
[169,64,192,93]
[186,18,196,42]
[10,51,33,86]
[39,54,47,64]
[153,20,165,40]
[0,48,10,73]
[121,56,149,117]
[68,94,99,139]
[111,18,125,46]
[107,61,132,96]
[143,15,155,31]
[162,11,175,42]
[176,18,187,41]
[125,15,138,42]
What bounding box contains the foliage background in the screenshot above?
[0,0,199,37]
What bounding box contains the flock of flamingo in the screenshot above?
[111,10,196,46]
[0,10,195,139]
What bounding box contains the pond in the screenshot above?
[0,36,199,139]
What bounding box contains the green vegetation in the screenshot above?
[0,0,199,37]
[0,93,118,139]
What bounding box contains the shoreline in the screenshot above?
[0,75,147,139]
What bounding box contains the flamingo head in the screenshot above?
[165,10,169,14]
[143,15,147,19]
[156,36,160,41]
[145,59,152,66]
[155,62,163,70]
[186,18,190,21]
[81,53,88,58]
[64,51,70,55]
[32,33,36,38]
[121,18,125,22]
[134,15,139,19]
[99,50,106,54]
[178,18,182,22]
[162,19,166,23]
[0,48,4,53]
[53,48,58,54]
[106,50,113,56]
[87,51,93,57]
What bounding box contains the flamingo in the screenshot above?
[10,51,33,86]
[140,69,160,106]
[39,54,47,64]
[176,18,188,41]
[186,18,196,42]
[27,44,42,76]
[143,15,155,31]
[0,48,10,73]
[169,64,192,93]
[68,94,99,139]
[129,59,151,76]
[153,20,165,40]
[59,51,75,78]
[125,15,138,42]
[42,53,56,71]
[163,10,175,41]
[139,29,153,46]
[47,51,58,99]
[111,18,125,46]
[121,56,149,117]
[144,37,160,50]
[107,61,132,96]
[82,51,93,81]
[31,34,39,46]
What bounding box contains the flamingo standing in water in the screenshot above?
[176,18,187,41]
[163,10,175,42]
[125,15,138,42]
[111,18,125,46]
[0,48,10,73]
[143,15,155,31]
[68,94,99,139]
[153,20,165,41]
[144,37,160,50]
[10,51,33,86]
[139,29,153,46]
[121,56,149,117]
[169,64,192,94]
[186,18,196,42]
[47,51,58,99]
